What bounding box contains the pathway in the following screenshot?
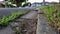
[0,10,37,34]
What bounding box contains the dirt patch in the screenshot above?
[10,18,37,34]
[22,19,37,34]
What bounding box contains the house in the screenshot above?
[50,2,59,4]
[31,2,42,7]
[41,2,51,5]
[31,2,51,7]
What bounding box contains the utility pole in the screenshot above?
[43,0,45,5]
[59,0,60,3]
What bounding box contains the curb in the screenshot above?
[36,10,57,34]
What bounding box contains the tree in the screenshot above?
[8,0,28,7]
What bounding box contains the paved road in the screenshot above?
[0,7,36,19]
[0,7,36,12]
[36,10,57,34]
[0,10,37,34]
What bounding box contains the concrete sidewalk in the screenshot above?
[36,10,57,34]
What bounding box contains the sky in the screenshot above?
[28,0,59,3]
[0,0,59,3]
[0,0,3,1]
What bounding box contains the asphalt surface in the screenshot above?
[0,7,36,11]
[0,7,36,19]
[0,10,37,34]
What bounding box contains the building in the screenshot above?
[50,2,59,4]
[41,2,50,5]
[31,2,51,7]
[31,2,42,7]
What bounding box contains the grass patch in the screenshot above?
[40,4,60,29]
[0,11,28,26]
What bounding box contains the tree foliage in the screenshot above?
[6,0,28,7]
